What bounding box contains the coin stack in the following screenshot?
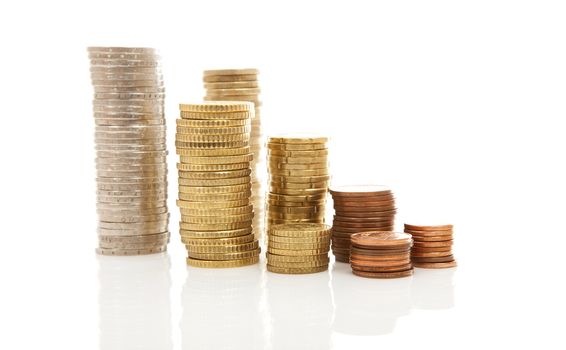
[404,224,457,268]
[266,223,331,274]
[88,46,169,256]
[329,185,396,263]
[266,135,329,231]
[203,69,265,240]
[175,101,260,268]
[350,232,414,278]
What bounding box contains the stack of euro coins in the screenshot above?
[329,185,396,263]
[266,223,331,274]
[175,101,260,268]
[88,46,169,256]
[266,135,329,231]
[203,69,265,240]
[350,231,414,278]
[404,224,457,268]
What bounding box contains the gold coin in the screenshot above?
[268,149,329,157]
[269,223,331,236]
[267,193,327,202]
[205,87,260,96]
[179,220,252,231]
[268,181,329,190]
[176,146,251,157]
[266,259,329,269]
[180,227,252,239]
[266,199,326,207]
[267,143,327,151]
[178,191,251,202]
[178,168,251,179]
[179,176,250,187]
[268,156,328,164]
[178,183,251,194]
[181,212,254,224]
[177,162,250,172]
[268,241,330,250]
[188,248,260,261]
[176,118,250,128]
[266,204,324,214]
[176,199,249,209]
[267,247,329,256]
[266,264,328,274]
[268,175,331,184]
[268,187,327,196]
[204,81,259,89]
[269,168,329,176]
[179,102,253,113]
[268,134,328,144]
[268,213,325,221]
[176,133,249,143]
[268,162,327,171]
[268,234,330,244]
[179,110,252,120]
[179,204,253,216]
[176,125,251,135]
[187,241,259,254]
[181,233,254,246]
[203,68,259,76]
[187,255,259,268]
[266,218,324,226]
[266,253,329,263]
[203,74,258,83]
[179,153,253,165]
[175,140,248,149]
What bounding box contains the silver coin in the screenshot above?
[99,212,169,223]
[90,73,164,81]
[97,238,168,250]
[97,206,168,216]
[95,245,167,255]
[89,58,161,67]
[96,169,167,178]
[94,119,165,127]
[96,201,168,210]
[95,144,166,152]
[96,187,167,196]
[93,92,165,100]
[97,226,168,236]
[96,156,167,166]
[92,85,165,93]
[88,52,160,60]
[96,176,166,184]
[90,78,163,86]
[98,231,169,242]
[92,99,164,107]
[87,46,157,54]
[97,195,167,204]
[90,65,161,73]
[95,137,166,145]
[96,183,167,192]
[96,149,168,157]
[98,220,168,230]
[93,106,164,114]
[95,124,166,132]
[95,130,166,139]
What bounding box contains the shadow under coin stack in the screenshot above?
[350,232,414,278]
[88,46,169,256]
[203,69,265,240]
[266,135,330,231]
[329,185,396,263]
[175,102,260,268]
[404,224,457,269]
[266,223,331,274]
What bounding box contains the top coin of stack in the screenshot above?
[404,224,457,269]
[329,185,396,263]
[88,46,169,256]
[175,101,260,268]
[266,135,330,231]
[203,69,265,241]
[350,231,413,278]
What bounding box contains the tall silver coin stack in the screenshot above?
[202,69,265,241]
[88,46,169,256]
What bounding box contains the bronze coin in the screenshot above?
[350,246,411,256]
[413,260,457,269]
[411,245,452,253]
[334,204,396,212]
[334,254,350,263]
[404,229,453,236]
[352,268,414,279]
[334,210,397,218]
[412,255,454,263]
[332,198,395,207]
[329,185,392,196]
[332,220,395,228]
[411,251,453,258]
[332,248,351,256]
[334,215,394,222]
[351,263,413,272]
[331,243,351,250]
[332,237,351,245]
[332,225,394,233]
[331,230,357,238]
[404,224,453,231]
[351,231,412,247]
[350,253,409,262]
[413,240,453,248]
[409,234,453,242]
[350,258,411,267]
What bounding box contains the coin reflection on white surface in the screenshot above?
[411,268,456,310]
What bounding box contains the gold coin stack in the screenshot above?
[203,69,265,240]
[88,46,169,256]
[175,101,260,268]
[266,135,330,231]
[266,223,331,274]
[404,224,457,269]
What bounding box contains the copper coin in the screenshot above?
[334,215,394,223]
[335,210,397,218]
[329,185,392,196]
[412,255,454,263]
[413,240,453,248]
[332,198,395,206]
[351,231,412,247]
[409,234,453,242]
[332,225,394,233]
[413,261,457,269]
[351,258,411,267]
[411,251,453,258]
[404,229,453,236]
[350,246,411,255]
[335,206,397,213]
[331,230,356,238]
[351,253,410,262]
[352,268,414,279]
[332,237,351,245]
[332,247,351,255]
[404,224,453,231]
[331,241,351,248]
[351,263,413,272]
[332,220,395,228]
[411,245,452,253]
[334,254,350,263]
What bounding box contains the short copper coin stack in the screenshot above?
[88,46,170,256]
[175,101,260,268]
[266,135,330,231]
[404,224,457,269]
[329,185,396,263]
[266,223,331,274]
[203,69,265,240]
[350,231,414,278]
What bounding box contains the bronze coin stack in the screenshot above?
[350,231,414,278]
[203,69,265,240]
[175,101,260,268]
[88,46,170,256]
[266,223,331,274]
[266,135,330,231]
[329,185,396,263]
[404,224,457,269]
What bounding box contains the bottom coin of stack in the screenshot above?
[266,223,331,274]
[350,231,414,278]
[404,224,457,269]
[329,185,396,263]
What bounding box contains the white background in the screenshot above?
[1,0,565,349]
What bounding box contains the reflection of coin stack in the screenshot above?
[266,135,329,231]
[88,47,169,255]
[267,223,331,274]
[350,232,414,278]
[175,102,260,268]
[203,69,265,240]
[404,224,457,268]
[329,185,396,262]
